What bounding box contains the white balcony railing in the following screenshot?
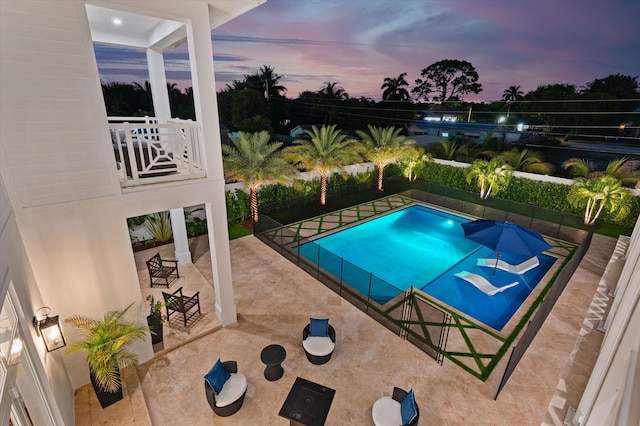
[108,117,206,188]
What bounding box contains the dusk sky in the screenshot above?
[95,0,640,102]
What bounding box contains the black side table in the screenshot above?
[260,344,286,381]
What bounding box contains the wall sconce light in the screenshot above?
[33,307,66,352]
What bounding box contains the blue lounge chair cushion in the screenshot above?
[309,318,329,337]
[204,359,230,394]
[400,389,417,425]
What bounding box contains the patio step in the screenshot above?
[136,326,222,423]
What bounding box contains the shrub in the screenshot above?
[142,212,172,242]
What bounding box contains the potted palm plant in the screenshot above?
[65,303,149,408]
[146,295,166,345]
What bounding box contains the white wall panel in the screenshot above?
[0,0,116,208]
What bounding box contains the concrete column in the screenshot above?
[204,200,237,326]
[170,208,191,264]
[187,7,236,326]
[146,47,171,120]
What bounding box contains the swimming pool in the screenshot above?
[297,204,556,330]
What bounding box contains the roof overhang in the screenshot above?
[86,0,266,49]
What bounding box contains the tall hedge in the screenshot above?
[224,161,639,229]
[417,162,640,228]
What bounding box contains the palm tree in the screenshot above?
[356,125,415,191]
[400,147,433,182]
[567,175,632,225]
[319,81,349,100]
[222,131,295,222]
[465,158,513,199]
[562,157,640,188]
[435,140,468,161]
[133,80,154,115]
[502,85,523,102]
[497,148,554,174]
[381,73,411,101]
[66,303,149,393]
[256,65,287,98]
[317,81,349,125]
[283,125,363,205]
[502,85,523,117]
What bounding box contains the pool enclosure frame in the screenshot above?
[255,190,589,395]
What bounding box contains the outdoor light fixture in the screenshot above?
[33,307,66,352]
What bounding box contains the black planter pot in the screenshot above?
[90,369,123,408]
[147,313,163,345]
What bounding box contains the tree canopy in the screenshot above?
[583,74,639,99]
[412,59,483,102]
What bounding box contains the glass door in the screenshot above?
[0,292,55,426]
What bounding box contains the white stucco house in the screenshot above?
[0,0,265,423]
[0,0,638,424]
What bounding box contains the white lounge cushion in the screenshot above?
[302,336,335,357]
[215,373,247,408]
[454,271,519,296]
[372,396,402,426]
[477,256,539,274]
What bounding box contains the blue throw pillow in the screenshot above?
[400,389,417,425]
[309,318,329,337]
[204,359,230,394]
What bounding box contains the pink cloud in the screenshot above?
[204,0,639,101]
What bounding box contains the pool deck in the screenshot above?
[74,200,620,425]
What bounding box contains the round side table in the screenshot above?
[260,344,286,381]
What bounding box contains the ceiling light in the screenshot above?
[112,18,123,26]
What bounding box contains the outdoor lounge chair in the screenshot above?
[454,271,519,296]
[477,256,539,274]
[302,318,336,365]
[204,360,247,417]
[146,253,179,288]
[372,387,419,426]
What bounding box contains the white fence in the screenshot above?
[108,116,205,188]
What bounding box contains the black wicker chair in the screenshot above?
[372,387,419,426]
[204,361,247,417]
[302,324,336,365]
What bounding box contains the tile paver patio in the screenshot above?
[75,227,618,425]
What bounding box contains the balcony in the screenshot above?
[109,117,206,188]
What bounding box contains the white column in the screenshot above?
[204,200,237,326]
[187,6,236,326]
[170,208,191,264]
[146,47,171,120]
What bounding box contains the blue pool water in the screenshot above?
[298,205,556,330]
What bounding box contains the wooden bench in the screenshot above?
[146,253,179,288]
[162,287,201,327]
